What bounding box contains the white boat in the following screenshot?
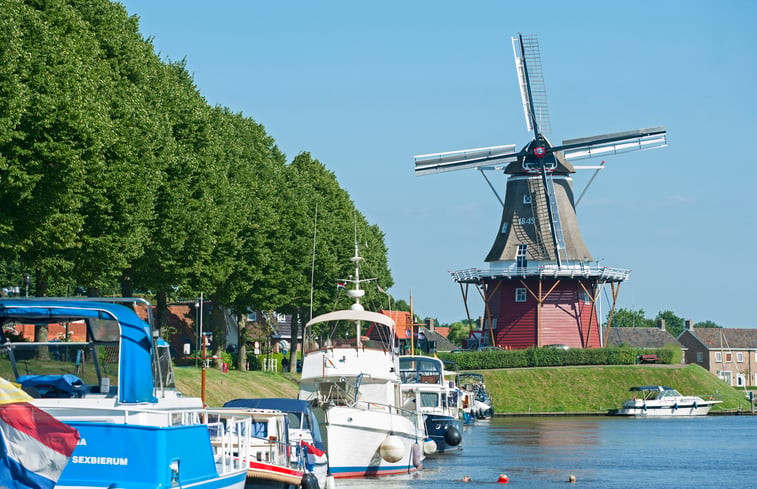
[458,372,494,421]
[207,406,308,489]
[399,355,463,454]
[298,243,425,478]
[0,298,250,489]
[223,398,327,488]
[617,386,722,416]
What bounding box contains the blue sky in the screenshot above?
[119,1,757,328]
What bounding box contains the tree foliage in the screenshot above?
[0,0,396,356]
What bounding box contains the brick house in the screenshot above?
[605,320,684,361]
[677,324,757,387]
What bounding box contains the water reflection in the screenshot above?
[334,416,757,489]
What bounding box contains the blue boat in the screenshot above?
[399,356,463,454]
[0,298,251,489]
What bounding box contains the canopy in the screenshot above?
[0,299,156,404]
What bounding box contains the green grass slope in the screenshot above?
[174,367,299,407]
[480,364,752,414]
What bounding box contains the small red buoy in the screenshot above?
[497,474,509,484]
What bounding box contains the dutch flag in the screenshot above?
[0,378,80,489]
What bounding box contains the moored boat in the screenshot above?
[298,243,425,478]
[399,355,463,454]
[223,398,327,488]
[0,298,250,489]
[458,372,494,420]
[616,386,722,416]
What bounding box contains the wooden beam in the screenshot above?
[602,282,622,347]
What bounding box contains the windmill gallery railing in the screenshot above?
[450,264,630,283]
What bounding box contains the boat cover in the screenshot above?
[223,398,324,450]
[0,300,156,404]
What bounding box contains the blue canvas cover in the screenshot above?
[224,398,324,450]
[17,374,83,397]
[0,299,157,404]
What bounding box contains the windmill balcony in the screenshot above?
[450,262,630,283]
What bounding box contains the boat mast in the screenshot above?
[347,237,366,347]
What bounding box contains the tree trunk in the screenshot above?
[120,269,134,297]
[156,290,167,338]
[33,270,49,360]
[237,313,247,371]
[288,311,299,374]
[210,295,226,368]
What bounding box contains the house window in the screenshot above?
[737,374,745,387]
[737,352,744,363]
[715,352,722,363]
[696,352,703,363]
[725,353,732,362]
[515,288,527,302]
[583,291,591,304]
[523,194,532,205]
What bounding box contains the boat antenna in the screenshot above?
[309,204,318,321]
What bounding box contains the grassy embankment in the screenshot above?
[178,363,752,413]
[479,364,752,413]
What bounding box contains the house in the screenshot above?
[605,320,684,360]
[677,323,757,387]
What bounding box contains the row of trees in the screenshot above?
[0,0,395,367]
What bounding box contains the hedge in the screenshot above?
[437,347,673,370]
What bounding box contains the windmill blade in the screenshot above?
[556,127,667,161]
[512,34,552,138]
[414,144,517,176]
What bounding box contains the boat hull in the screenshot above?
[424,414,463,453]
[322,405,422,478]
[617,400,719,416]
[57,421,247,489]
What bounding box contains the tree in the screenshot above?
[693,320,722,329]
[656,310,685,337]
[606,308,654,328]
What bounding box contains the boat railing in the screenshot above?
[205,414,252,474]
[352,399,423,430]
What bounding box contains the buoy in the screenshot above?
[569,474,577,483]
[423,438,437,455]
[301,472,319,489]
[444,426,462,447]
[497,473,509,484]
[379,435,405,463]
[411,442,423,468]
[324,474,336,489]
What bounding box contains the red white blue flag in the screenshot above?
[336,282,345,289]
[0,378,80,489]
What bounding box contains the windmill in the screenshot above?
[414,34,667,349]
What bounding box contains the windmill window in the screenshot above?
[515,288,527,302]
[523,194,531,205]
[501,222,508,234]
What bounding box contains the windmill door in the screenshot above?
[516,244,528,268]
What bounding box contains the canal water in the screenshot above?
[334,416,756,489]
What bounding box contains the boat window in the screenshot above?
[287,412,302,429]
[89,318,120,342]
[420,392,439,408]
[252,421,268,439]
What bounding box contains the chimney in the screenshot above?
[427,317,435,332]
[685,319,694,331]
[657,319,666,331]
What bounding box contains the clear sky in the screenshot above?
[119,0,756,328]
